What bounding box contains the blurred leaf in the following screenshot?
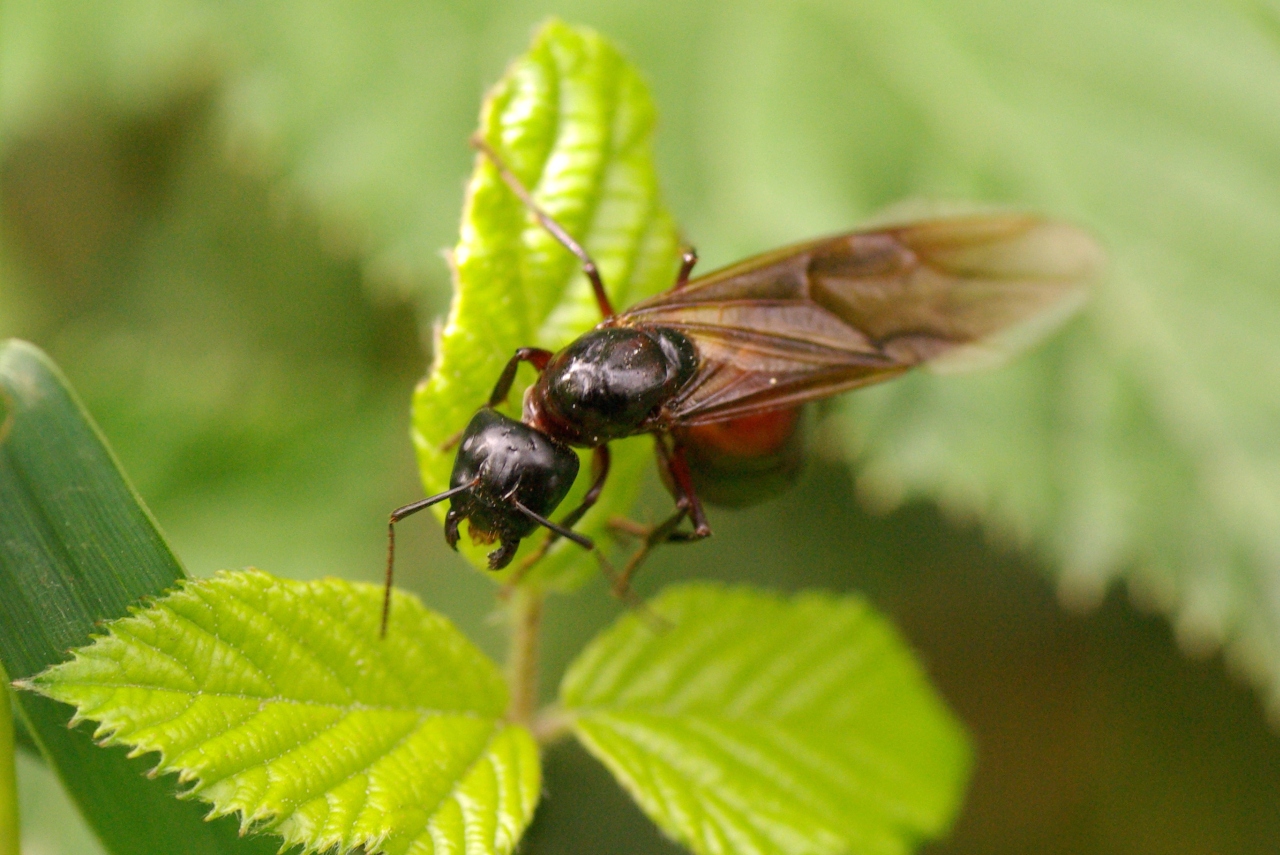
[21,569,540,855]
[627,0,1280,712]
[561,583,971,855]
[0,339,277,855]
[9,705,37,758]
[411,19,680,588]
[0,0,496,297]
[0,89,428,586]
[789,0,1280,710]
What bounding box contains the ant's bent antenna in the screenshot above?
[383,479,479,638]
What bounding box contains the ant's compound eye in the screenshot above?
[444,408,580,562]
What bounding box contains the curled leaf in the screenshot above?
[411,20,681,589]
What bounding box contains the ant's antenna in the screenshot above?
[511,498,595,549]
[383,479,478,638]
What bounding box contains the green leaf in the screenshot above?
[561,584,970,855]
[411,19,680,588]
[0,339,277,855]
[20,569,540,855]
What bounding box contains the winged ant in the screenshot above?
[381,138,1100,634]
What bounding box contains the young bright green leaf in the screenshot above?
[20,569,540,855]
[0,339,278,855]
[411,20,680,588]
[561,584,970,855]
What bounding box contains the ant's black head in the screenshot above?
[445,408,580,569]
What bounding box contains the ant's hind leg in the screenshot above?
[607,498,707,600]
[606,437,711,599]
[656,436,711,537]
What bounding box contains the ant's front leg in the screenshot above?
[552,444,612,531]
[439,347,552,452]
[487,347,553,408]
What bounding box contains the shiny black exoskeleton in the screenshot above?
[443,408,581,569]
[431,326,698,570]
[528,327,699,446]
[385,323,700,599]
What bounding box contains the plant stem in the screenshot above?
[0,681,19,855]
[506,586,544,726]
[531,705,574,746]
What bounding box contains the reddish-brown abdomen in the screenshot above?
[667,406,807,508]
[681,407,801,459]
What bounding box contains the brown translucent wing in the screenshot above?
[616,213,1103,425]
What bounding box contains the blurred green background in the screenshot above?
[4,1,1280,853]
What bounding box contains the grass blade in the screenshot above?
[0,339,277,855]
[0,679,17,855]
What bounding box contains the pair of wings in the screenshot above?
[615,213,1103,425]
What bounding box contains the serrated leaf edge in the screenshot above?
[17,571,539,855]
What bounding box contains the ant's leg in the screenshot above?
[656,436,711,537]
[609,433,710,542]
[440,347,552,452]
[471,136,615,320]
[506,445,611,587]
[487,347,553,408]
[556,445,611,531]
[608,436,711,598]
[675,247,699,289]
[610,501,691,599]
